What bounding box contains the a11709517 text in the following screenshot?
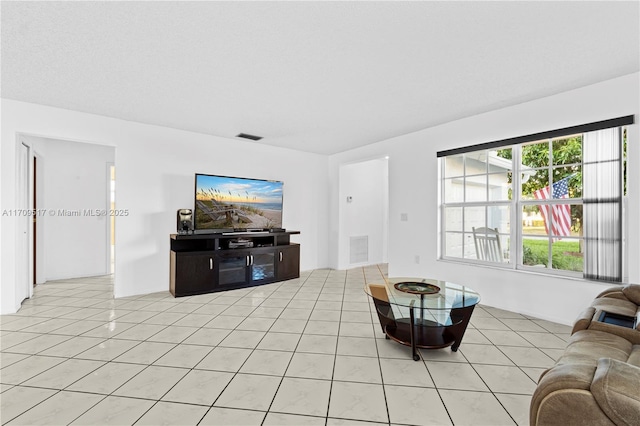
[1,209,129,217]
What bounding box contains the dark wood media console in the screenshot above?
[170,231,300,297]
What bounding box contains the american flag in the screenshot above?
[534,177,572,238]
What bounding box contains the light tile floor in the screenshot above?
[0,265,572,425]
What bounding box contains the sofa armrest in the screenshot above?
[530,363,608,426]
[572,307,596,334]
[591,358,640,426]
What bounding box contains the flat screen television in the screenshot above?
[194,173,283,231]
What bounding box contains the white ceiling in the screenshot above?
[2,1,638,155]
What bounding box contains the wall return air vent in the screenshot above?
[236,133,263,141]
[350,236,369,264]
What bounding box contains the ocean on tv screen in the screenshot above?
[194,174,283,230]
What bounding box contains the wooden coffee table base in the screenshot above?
[384,305,476,361]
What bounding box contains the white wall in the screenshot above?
[1,99,329,314]
[338,158,388,269]
[328,73,640,325]
[23,136,115,281]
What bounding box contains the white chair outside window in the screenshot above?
[472,227,504,262]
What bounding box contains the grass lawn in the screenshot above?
[522,238,583,272]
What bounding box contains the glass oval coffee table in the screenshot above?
[365,277,480,361]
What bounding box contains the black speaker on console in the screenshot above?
[177,209,193,234]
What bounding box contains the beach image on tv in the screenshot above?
[195,174,283,229]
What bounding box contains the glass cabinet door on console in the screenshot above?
[214,248,277,289]
[250,251,276,283]
[215,250,250,288]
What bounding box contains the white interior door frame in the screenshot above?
[16,138,33,303]
[33,150,45,285]
[106,162,115,274]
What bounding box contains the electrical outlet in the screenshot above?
[415,255,420,264]
[401,213,408,221]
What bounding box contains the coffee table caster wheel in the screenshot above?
[385,335,390,340]
[451,347,459,352]
[413,354,420,361]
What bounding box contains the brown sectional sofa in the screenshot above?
[530,284,640,426]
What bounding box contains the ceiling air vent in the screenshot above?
[236,133,263,141]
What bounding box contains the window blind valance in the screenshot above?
[437,115,634,158]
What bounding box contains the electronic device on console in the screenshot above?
[228,238,254,249]
[176,209,193,235]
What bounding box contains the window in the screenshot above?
[442,150,512,262]
[438,116,633,283]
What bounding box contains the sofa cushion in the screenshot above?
[591,358,640,426]
[556,330,632,366]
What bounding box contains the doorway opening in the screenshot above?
[338,156,389,270]
[17,134,116,310]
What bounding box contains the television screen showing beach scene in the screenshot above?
[195,174,283,230]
